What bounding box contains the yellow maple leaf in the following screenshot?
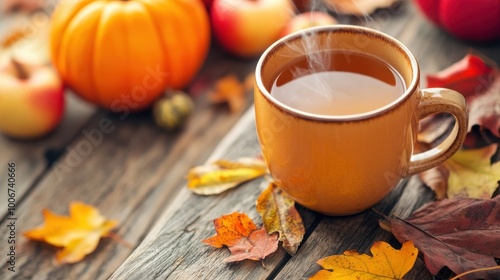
[310,241,418,280]
[24,202,118,264]
[447,144,500,199]
[187,157,268,195]
[419,144,500,199]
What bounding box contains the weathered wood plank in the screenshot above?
[109,110,319,280]
[112,2,500,280]
[0,12,96,218]
[107,111,322,280]
[275,177,435,279]
[0,94,95,219]
[110,109,433,279]
[0,43,259,279]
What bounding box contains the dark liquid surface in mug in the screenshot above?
[270,50,405,115]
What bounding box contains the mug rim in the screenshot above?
[255,24,420,121]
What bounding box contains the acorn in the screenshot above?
[153,90,194,131]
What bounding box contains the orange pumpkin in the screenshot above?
[50,0,210,111]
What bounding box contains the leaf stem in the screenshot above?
[261,259,267,269]
[107,232,133,249]
[11,58,29,80]
[449,265,500,280]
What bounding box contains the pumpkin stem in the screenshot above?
[11,58,29,80]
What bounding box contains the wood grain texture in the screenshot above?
[0,94,95,218]
[2,0,500,279]
[0,43,258,279]
[112,2,500,280]
[110,113,434,280]
[0,12,96,218]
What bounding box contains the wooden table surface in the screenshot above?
[1,1,500,279]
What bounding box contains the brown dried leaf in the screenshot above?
[256,182,305,255]
[468,76,500,139]
[208,74,246,113]
[384,196,500,280]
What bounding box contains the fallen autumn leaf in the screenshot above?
[24,202,118,264]
[202,212,279,263]
[419,143,500,199]
[426,52,495,98]
[310,240,418,280]
[382,196,500,280]
[256,182,305,255]
[187,157,267,195]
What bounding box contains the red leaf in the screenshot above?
[426,53,495,98]
[420,52,500,147]
[384,196,500,279]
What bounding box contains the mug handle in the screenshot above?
[404,88,468,176]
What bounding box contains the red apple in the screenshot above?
[280,11,337,38]
[414,0,500,42]
[0,59,64,139]
[210,0,294,58]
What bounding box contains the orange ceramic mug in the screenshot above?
[254,25,468,215]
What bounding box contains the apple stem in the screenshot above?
[11,58,29,80]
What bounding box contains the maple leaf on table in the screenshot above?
[419,143,500,200]
[202,212,278,263]
[323,0,400,16]
[186,157,268,195]
[256,182,305,255]
[381,196,500,280]
[208,74,248,114]
[310,241,418,279]
[24,202,118,264]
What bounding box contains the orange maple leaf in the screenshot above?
[202,212,278,263]
[208,74,249,113]
[24,202,118,264]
